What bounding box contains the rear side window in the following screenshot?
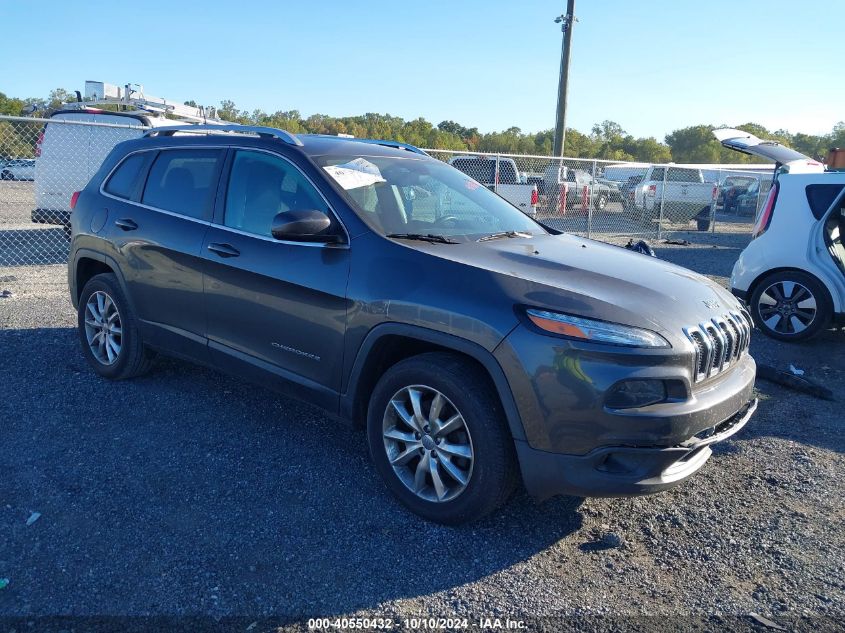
[141,149,222,219]
[104,153,147,199]
[651,168,665,181]
[806,184,845,220]
[667,168,699,182]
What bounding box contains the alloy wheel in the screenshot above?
[757,280,817,335]
[84,290,123,365]
[382,385,474,503]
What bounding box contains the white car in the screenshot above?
[1,158,36,181]
[715,128,844,341]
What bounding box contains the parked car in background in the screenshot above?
[620,175,645,211]
[32,80,230,229]
[633,165,716,229]
[596,176,623,203]
[1,158,35,181]
[718,176,757,212]
[565,169,616,211]
[734,179,772,216]
[67,125,756,524]
[448,155,538,216]
[714,128,844,342]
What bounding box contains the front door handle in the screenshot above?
[114,218,138,231]
[207,242,240,258]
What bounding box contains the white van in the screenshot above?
[32,109,162,226]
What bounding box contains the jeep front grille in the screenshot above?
[684,311,752,382]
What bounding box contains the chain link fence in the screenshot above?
[0,115,147,267]
[0,114,773,268]
[424,149,774,242]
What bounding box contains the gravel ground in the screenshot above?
[0,220,843,632]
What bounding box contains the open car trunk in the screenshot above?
[712,128,825,174]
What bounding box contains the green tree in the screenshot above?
[665,125,722,163]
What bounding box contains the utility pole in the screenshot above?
[553,0,576,157]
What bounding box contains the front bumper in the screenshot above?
[516,398,757,499]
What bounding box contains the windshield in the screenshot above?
[316,154,544,241]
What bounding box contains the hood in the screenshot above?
[430,233,744,342]
[712,128,824,174]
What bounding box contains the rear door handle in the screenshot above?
[207,242,240,258]
[114,218,138,231]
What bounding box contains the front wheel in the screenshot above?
[367,352,518,524]
[749,271,832,342]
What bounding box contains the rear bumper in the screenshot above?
[31,209,70,226]
[517,398,757,499]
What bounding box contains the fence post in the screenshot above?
[494,154,500,194]
[657,165,668,240]
[588,160,597,238]
[711,167,720,234]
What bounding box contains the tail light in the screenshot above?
[70,191,80,210]
[751,182,778,239]
[35,130,44,157]
[530,188,539,206]
[647,184,656,196]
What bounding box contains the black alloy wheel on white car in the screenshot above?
[749,270,832,342]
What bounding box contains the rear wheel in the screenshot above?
[749,271,832,342]
[77,273,154,379]
[367,352,518,524]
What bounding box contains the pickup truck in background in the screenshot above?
[448,156,538,216]
[633,165,717,229]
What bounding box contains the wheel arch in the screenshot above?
[71,249,135,314]
[341,323,526,443]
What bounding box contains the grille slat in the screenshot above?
[684,312,751,382]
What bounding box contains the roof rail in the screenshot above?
[303,134,428,156]
[143,124,303,147]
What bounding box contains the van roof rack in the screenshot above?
[302,134,428,156]
[143,124,303,147]
[62,81,227,124]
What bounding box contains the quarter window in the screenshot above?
[141,149,222,219]
[806,184,845,220]
[224,150,328,237]
[104,153,147,200]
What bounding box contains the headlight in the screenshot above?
[525,309,670,348]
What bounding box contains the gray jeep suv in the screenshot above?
[68,125,757,524]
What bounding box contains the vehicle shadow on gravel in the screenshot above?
[1,327,583,617]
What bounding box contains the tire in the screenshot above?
[595,194,608,211]
[77,273,154,379]
[749,270,832,342]
[366,352,518,524]
[697,218,711,231]
[0,171,12,181]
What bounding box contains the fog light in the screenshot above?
[605,379,667,409]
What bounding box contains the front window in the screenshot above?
[316,154,545,241]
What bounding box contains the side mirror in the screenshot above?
[270,209,338,243]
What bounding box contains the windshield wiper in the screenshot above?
[477,230,533,242]
[386,233,459,244]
